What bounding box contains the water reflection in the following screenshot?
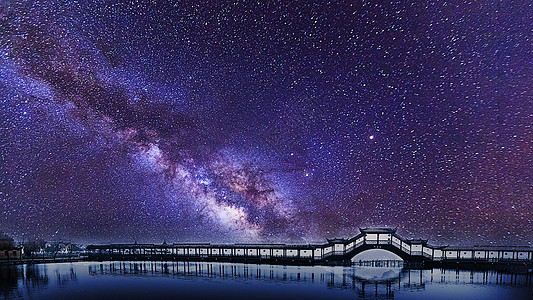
[1,262,532,299]
[85,261,532,298]
[0,264,77,299]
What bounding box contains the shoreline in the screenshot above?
[0,257,86,265]
[2,258,532,274]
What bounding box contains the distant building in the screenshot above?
[0,234,22,260]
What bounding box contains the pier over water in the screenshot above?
[87,228,533,271]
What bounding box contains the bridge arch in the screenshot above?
[350,248,403,262]
[345,243,412,261]
[323,228,429,263]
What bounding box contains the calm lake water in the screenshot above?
[1,261,532,299]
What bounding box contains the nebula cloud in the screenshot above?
[1,1,532,245]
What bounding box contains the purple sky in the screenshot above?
[1,0,532,245]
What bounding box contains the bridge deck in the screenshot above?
[87,228,533,266]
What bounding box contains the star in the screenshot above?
[0,0,530,246]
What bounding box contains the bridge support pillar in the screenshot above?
[325,259,352,266]
[403,260,427,269]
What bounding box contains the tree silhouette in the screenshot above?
[23,239,46,261]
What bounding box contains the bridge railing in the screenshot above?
[392,240,401,249]
[401,245,411,254]
[322,251,333,258]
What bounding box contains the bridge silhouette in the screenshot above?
[87,228,533,271]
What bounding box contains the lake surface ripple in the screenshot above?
[1,261,532,299]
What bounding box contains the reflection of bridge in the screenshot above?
[87,228,533,270]
[85,261,533,298]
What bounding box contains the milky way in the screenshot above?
[1,1,532,245]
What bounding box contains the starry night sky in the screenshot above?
[1,0,532,245]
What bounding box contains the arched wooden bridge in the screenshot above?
[87,228,533,269]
